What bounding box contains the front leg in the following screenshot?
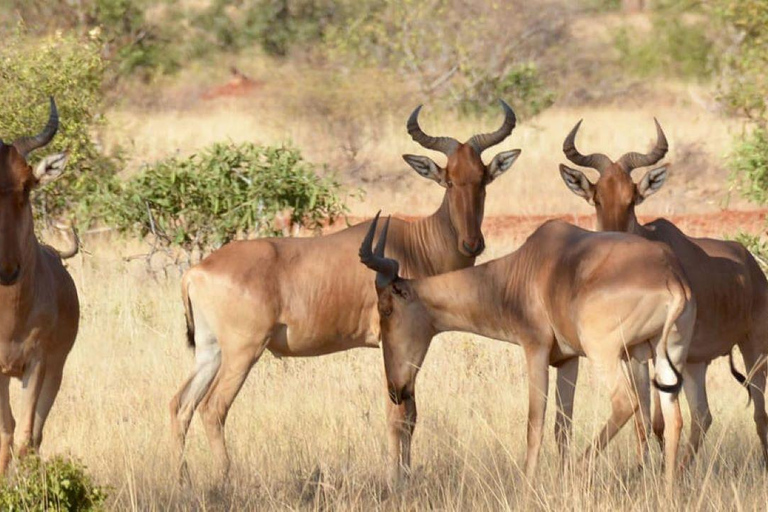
[386,392,417,488]
[0,375,14,474]
[524,347,550,478]
[17,358,46,458]
[554,358,579,463]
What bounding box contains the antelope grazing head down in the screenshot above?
[360,212,431,403]
[403,101,520,257]
[558,119,668,232]
[0,98,68,286]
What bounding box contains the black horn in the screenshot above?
[467,99,517,154]
[13,97,59,158]
[407,105,460,156]
[617,118,668,172]
[359,212,400,288]
[562,120,612,173]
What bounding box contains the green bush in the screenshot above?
[105,142,356,254]
[4,0,180,81]
[189,0,331,58]
[0,29,119,224]
[613,15,714,79]
[0,455,108,511]
[459,63,555,119]
[729,128,768,205]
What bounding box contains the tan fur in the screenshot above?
[168,110,521,480]
[0,142,79,474]
[363,218,695,488]
[559,122,768,470]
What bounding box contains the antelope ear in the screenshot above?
[33,152,69,185]
[487,149,521,183]
[559,164,595,205]
[403,154,447,187]
[636,166,667,205]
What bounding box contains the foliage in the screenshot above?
[0,455,108,511]
[0,29,119,224]
[729,128,768,205]
[459,63,555,118]
[715,0,768,125]
[104,142,356,254]
[4,0,180,81]
[189,0,332,58]
[323,0,564,116]
[613,11,714,79]
[730,232,768,273]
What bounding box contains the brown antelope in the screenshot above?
[169,102,522,479]
[360,213,695,486]
[557,120,768,469]
[0,98,80,473]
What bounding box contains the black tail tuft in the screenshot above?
[652,348,684,395]
[728,348,752,406]
[186,318,195,349]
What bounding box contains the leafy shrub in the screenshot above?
[189,0,331,58]
[459,63,555,119]
[0,455,108,511]
[105,142,356,254]
[729,128,768,205]
[613,14,714,80]
[4,0,180,81]
[0,29,119,224]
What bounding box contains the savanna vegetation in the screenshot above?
[0,0,767,510]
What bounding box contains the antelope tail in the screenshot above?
[53,223,79,259]
[181,274,195,349]
[652,279,686,395]
[728,348,752,406]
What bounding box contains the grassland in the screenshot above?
[5,5,768,509]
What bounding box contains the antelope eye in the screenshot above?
[445,179,453,188]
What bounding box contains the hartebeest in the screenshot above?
[360,213,695,486]
[169,102,522,479]
[0,98,80,473]
[558,120,768,468]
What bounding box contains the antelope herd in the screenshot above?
[1,97,767,494]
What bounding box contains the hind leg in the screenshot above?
[581,362,639,465]
[554,358,578,464]
[680,361,711,467]
[169,321,222,481]
[739,340,768,470]
[629,359,652,466]
[198,336,267,478]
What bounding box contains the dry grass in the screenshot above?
[8,232,765,511]
[13,36,768,511]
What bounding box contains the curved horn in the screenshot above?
[359,212,400,288]
[563,120,612,173]
[467,99,517,154]
[407,105,459,156]
[52,221,79,260]
[13,97,59,158]
[617,118,668,172]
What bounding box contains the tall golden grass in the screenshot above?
[13,64,767,510]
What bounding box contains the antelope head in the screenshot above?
[403,100,521,257]
[360,212,432,404]
[558,119,668,232]
[0,98,68,285]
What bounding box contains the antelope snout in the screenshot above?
[462,237,485,257]
[0,264,20,286]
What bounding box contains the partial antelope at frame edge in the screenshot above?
[360,213,696,488]
[169,101,522,482]
[558,120,768,469]
[0,97,80,473]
